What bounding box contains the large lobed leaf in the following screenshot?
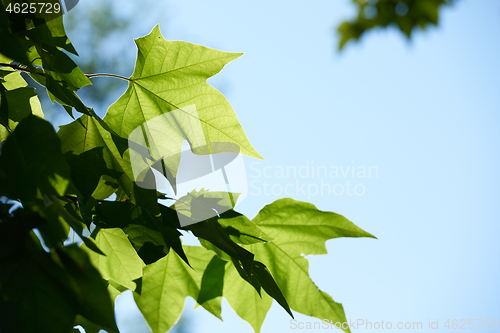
[105,25,261,169]
[222,198,375,333]
[81,228,143,291]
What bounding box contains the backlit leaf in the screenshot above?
[81,228,143,291]
[105,25,261,185]
[134,246,224,333]
[242,198,376,332]
[0,68,43,140]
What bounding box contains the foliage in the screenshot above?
[337,0,453,50]
[0,4,375,333]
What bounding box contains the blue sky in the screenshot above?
[66,0,500,332]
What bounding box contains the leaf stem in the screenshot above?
[85,73,132,81]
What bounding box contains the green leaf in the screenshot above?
[124,223,169,265]
[223,262,273,333]
[57,114,159,213]
[0,212,44,266]
[0,115,74,201]
[171,189,240,226]
[28,16,78,55]
[224,256,292,325]
[244,198,375,333]
[91,175,120,201]
[0,9,35,71]
[0,234,78,333]
[37,197,72,248]
[44,74,92,115]
[196,255,226,313]
[0,52,12,63]
[64,147,122,201]
[0,231,118,333]
[57,244,119,333]
[218,210,274,245]
[0,68,44,140]
[337,0,449,50]
[0,15,378,333]
[25,30,89,91]
[172,202,291,317]
[135,246,224,333]
[107,281,123,303]
[94,201,187,265]
[0,68,27,89]
[49,196,104,255]
[3,87,42,121]
[81,228,143,291]
[57,115,128,194]
[254,198,376,251]
[105,25,261,185]
[0,12,90,114]
[183,215,255,279]
[251,261,293,318]
[17,26,90,115]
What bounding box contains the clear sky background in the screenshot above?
[65,0,500,332]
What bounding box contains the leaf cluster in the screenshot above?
[0,5,375,333]
[337,0,453,50]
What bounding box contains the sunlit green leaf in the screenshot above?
[91,175,120,201]
[184,216,254,279]
[94,201,187,265]
[0,68,43,140]
[105,25,261,184]
[218,210,274,245]
[223,262,273,333]
[81,228,143,291]
[135,246,224,333]
[245,198,375,333]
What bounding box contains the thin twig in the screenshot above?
[85,73,132,81]
[0,63,132,82]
